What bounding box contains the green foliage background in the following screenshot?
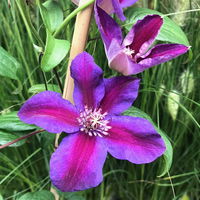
[0,0,200,199]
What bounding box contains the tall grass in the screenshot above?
[0,0,200,199]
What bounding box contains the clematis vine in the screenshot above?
[18,52,166,192]
[95,5,190,75]
[72,0,138,21]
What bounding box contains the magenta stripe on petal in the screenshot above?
[139,44,189,68]
[100,77,140,115]
[105,116,166,164]
[124,15,163,56]
[50,133,107,192]
[71,52,105,110]
[18,91,79,133]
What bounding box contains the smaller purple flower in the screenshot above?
[72,0,138,21]
[95,5,190,75]
[18,52,166,192]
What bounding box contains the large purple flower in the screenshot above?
[72,0,138,21]
[18,52,166,192]
[95,5,189,75]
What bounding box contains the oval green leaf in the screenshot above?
[39,0,63,33]
[19,190,55,200]
[124,8,190,46]
[0,47,21,80]
[123,106,173,177]
[41,32,70,71]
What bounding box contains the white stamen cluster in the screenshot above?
[77,106,111,137]
[123,47,135,57]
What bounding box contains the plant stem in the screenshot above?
[53,68,63,93]
[53,0,95,38]
[0,129,44,149]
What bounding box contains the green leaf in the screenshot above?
[124,8,190,46]
[28,84,60,93]
[57,190,86,200]
[39,0,63,33]
[0,112,36,132]
[123,107,173,177]
[0,194,3,200]
[19,190,55,200]
[41,32,70,71]
[0,130,25,147]
[0,46,21,80]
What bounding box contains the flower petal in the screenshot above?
[111,0,126,21]
[119,0,139,8]
[108,39,147,75]
[105,116,166,164]
[98,0,138,21]
[71,52,105,110]
[123,15,163,57]
[18,91,79,133]
[139,44,189,68]
[100,77,140,115]
[94,4,123,49]
[50,133,107,192]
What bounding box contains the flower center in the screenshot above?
[123,47,135,57]
[77,106,111,137]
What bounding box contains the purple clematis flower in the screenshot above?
[95,5,189,75]
[18,52,166,192]
[72,0,138,21]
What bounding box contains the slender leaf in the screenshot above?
[41,32,70,71]
[123,107,173,177]
[0,112,36,132]
[124,8,190,46]
[0,47,21,80]
[0,130,25,147]
[28,84,60,93]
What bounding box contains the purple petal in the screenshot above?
[105,116,166,164]
[111,0,126,21]
[100,77,140,115]
[98,0,138,21]
[50,133,107,192]
[123,15,163,57]
[71,52,105,110]
[94,4,123,50]
[138,44,189,68]
[107,39,147,75]
[18,91,79,133]
[119,0,139,8]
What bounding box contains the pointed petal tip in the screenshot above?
[50,134,107,192]
[105,116,166,164]
[70,52,105,110]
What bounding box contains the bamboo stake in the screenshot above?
[55,0,94,148]
[63,0,94,102]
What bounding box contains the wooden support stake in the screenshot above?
[55,0,94,148]
[63,0,94,102]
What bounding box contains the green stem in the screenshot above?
[53,0,95,37]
